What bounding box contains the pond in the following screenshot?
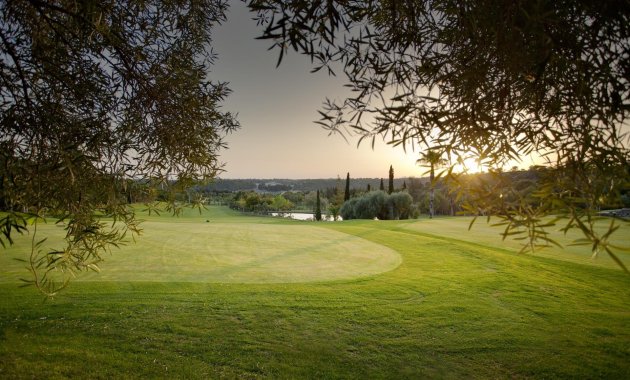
[270,212,343,221]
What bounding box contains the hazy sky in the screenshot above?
[211,2,425,179]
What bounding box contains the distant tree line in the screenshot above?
[196,178,415,193]
[202,167,630,220]
[227,190,328,215]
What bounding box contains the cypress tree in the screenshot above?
[403,181,407,190]
[315,190,322,221]
[367,183,371,192]
[379,178,385,191]
[388,165,394,194]
[344,172,350,201]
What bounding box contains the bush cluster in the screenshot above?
[340,191,414,220]
[229,192,294,213]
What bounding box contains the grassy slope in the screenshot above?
[400,216,630,269]
[0,207,629,379]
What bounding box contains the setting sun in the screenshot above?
[454,156,484,173]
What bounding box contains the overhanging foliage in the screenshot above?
[0,0,238,294]
[248,0,630,270]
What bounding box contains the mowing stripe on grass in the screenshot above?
[0,221,401,284]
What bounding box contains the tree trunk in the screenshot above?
[429,167,434,219]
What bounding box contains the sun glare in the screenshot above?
[456,157,483,173]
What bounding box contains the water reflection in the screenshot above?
[270,212,343,221]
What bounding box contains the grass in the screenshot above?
[0,207,400,284]
[1,206,629,378]
[399,215,630,269]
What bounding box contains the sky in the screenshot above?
[210,2,425,179]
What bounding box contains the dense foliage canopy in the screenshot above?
[249,0,630,269]
[341,190,414,220]
[0,0,238,294]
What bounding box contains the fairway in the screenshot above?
[1,206,629,378]
[399,216,630,269]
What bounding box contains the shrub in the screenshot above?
[340,198,359,220]
[341,191,412,220]
[388,192,413,219]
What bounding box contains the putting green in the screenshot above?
[0,221,401,284]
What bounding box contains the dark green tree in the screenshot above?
[344,172,350,201]
[315,190,322,221]
[248,0,630,269]
[0,0,238,294]
[388,165,394,194]
[379,178,385,191]
[407,177,424,203]
[367,184,371,192]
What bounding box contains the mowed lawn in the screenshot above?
[0,207,401,284]
[0,206,629,378]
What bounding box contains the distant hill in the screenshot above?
[197,177,428,193]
